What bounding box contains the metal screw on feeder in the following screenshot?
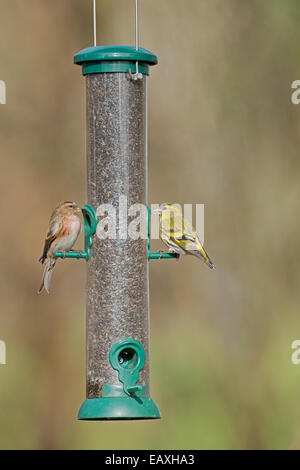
[75,0,160,420]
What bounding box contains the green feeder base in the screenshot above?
[77,397,161,421]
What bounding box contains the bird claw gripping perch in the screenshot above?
[55,204,98,261]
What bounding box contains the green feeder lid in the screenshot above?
[74,45,158,76]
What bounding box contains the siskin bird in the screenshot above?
[38,201,82,294]
[153,203,215,269]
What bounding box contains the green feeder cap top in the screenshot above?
[74,45,158,65]
[74,45,158,76]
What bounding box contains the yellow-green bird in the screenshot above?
[153,203,215,269]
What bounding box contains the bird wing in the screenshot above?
[39,217,62,264]
[161,213,214,268]
[161,213,198,244]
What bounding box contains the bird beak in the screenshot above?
[75,207,82,214]
[152,208,162,215]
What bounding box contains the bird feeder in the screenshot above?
[73,44,164,420]
[61,0,182,420]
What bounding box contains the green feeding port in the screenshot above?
[55,204,98,261]
[118,348,139,369]
[109,338,145,396]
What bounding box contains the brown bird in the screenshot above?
[38,201,82,294]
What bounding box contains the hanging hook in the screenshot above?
[93,0,97,47]
[129,0,143,81]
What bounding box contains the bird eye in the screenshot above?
[69,204,74,208]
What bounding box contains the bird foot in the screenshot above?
[73,250,83,259]
[168,249,180,260]
[158,250,168,259]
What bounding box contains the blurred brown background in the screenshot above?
[1,0,300,449]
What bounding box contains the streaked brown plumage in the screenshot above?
[38,201,82,294]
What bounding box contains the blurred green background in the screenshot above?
[1,0,300,449]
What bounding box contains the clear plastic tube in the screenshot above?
[85,72,150,398]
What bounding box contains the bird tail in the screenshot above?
[38,258,56,294]
[192,246,215,270]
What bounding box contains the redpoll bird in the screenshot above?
[38,201,82,294]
